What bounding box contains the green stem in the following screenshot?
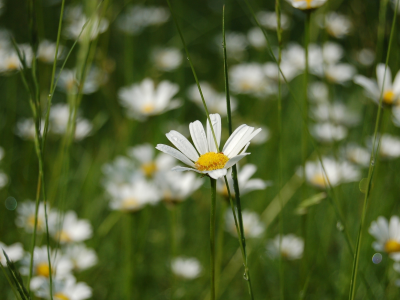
[124,213,134,299]
[376,0,388,64]
[215,199,227,297]
[302,11,310,191]
[348,1,399,299]
[210,178,217,300]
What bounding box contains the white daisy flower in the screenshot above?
[107,179,161,212]
[32,276,92,300]
[216,32,248,61]
[118,78,181,121]
[225,210,265,238]
[320,12,352,39]
[372,134,400,159]
[247,27,267,49]
[324,63,356,84]
[15,118,44,141]
[308,82,329,103]
[0,171,8,189]
[286,0,327,10]
[187,82,237,116]
[263,61,300,82]
[310,102,361,127]
[342,143,370,167]
[49,210,93,244]
[0,44,33,73]
[354,64,400,106]
[229,63,272,96]
[117,5,170,35]
[256,11,290,31]
[63,5,109,41]
[0,242,24,265]
[171,257,202,279]
[127,143,176,178]
[267,234,304,260]
[302,157,360,189]
[20,246,73,281]
[156,114,262,179]
[369,216,400,261]
[250,125,270,145]
[152,47,182,72]
[63,244,97,271]
[37,40,64,63]
[102,156,137,186]
[57,67,107,95]
[311,122,348,143]
[217,164,270,198]
[15,200,47,233]
[356,49,375,67]
[156,171,203,204]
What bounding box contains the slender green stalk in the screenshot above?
[303,11,310,184]
[215,198,227,297]
[348,1,399,299]
[124,213,134,299]
[275,0,284,299]
[165,0,219,151]
[222,6,255,299]
[0,262,21,300]
[376,0,389,64]
[210,178,217,300]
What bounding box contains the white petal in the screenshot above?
[166,130,199,161]
[189,121,208,155]
[206,114,222,153]
[207,168,227,179]
[224,153,250,169]
[229,128,261,158]
[171,166,202,174]
[222,124,249,155]
[393,70,400,95]
[354,75,380,100]
[156,144,195,167]
[376,64,392,91]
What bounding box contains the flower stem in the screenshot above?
[348,1,399,299]
[210,178,217,300]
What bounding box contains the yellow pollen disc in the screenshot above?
[240,81,253,91]
[36,263,52,277]
[310,173,327,188]
[383,90,395,105]
[142,103,155,114]
[122,197,140,211]
[7,59,19,70]
[56,230,72,243]
[54,293,70,300]
[141,162,157,177]
[28,214,43,229]
[295,0,313,8]
[384,239,400,253]
[195,152,229,172]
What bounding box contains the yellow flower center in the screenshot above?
[384,239,400,253]
[142,104,155,114]
[383,90,396,105]
[122,197,140,211]
[36,263,53,277]
[54,293,70,300]
[195,152,229,172]
[56,230,72,243]
[240,81,253,91]
[6,58,19,70]
[28,214,44,230]
[141,162,157,177]
[310,173,327,188]
[295,0,313,9]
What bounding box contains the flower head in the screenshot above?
[16,200,47,233]
[63,244,97,272]
[156,114,261,179]
[0,242,24,265]
[171,257,202,279]
[49,211,93,244]
[32,276,92,300]
[152,47,182,72]
[225,210,265,238]
[37,40,64,63]
[286,0,327,10]
[369,216,400,261]
[267,234,304,260]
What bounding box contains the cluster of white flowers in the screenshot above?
[16,103,93,142]
[0,201,97,300]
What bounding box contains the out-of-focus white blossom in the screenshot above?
[171,257,202,279]
[15,118,44,141]
[152,47,182,71]
[216,32,248,61]
[356,49,375,67]
[256,11,290,31]
[267,234,304,260]
[57,67,107,95]
[225,210,265,238]
[319,12,352,38]
[311,122,348,143]
[342,143,370,167]
[229,63,273,96]
[310,102,360,127]
[63,244,98,271]
[37,40,64,63]
[32,276,92,300]
[370,134,400,159]
[0,242,24,265]
[309,82,329,103]
[16,201,47,233]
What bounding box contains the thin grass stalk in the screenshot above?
[222,6,255,299]
[215,199,227,297]
[0,261,21,300]
[348,1,399,298]
[124,214,134,299]
[165,0,219,150]
[302,11,310,187]
[376,0,389,64]
[275,0,284,298]
[169,206,177,299]
[210,178,217,300]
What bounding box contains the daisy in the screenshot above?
[0,242,24,265]
[102,156,137,186]
[57,67,106,95]
[155,171,203,204]
[342,143,370,167]
[156,114,262,179]
[171,257,202,279]
[247,27,267,49]
[256,11,290,31]
[37,40,64,63]
[63,244,97,272]
[267,234,304,260]
[373,134,400,159]
[216,32,248,61]
[286,0,327,10]
[354,64,400,106]
[106,179,161,212]
[263,61,300,82]
[152,47,182,72]
[229,63,272,96]
[356,49,375,67]
[15,118,44,141]
[15,200,47,233]
[311,122,348,143]
[302,157,360,189]
[32,276,92,300]
[20,246,73,281]
[187,82,237,116]
[310,102,361,127]
[225,210,265,238]
[0,44,33,73]
[320,12,352,39]
[118,78,181,121]
[127,143,176,178]
[217,164,270,198]
[49,210,93,244]
[369,216,400,261]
